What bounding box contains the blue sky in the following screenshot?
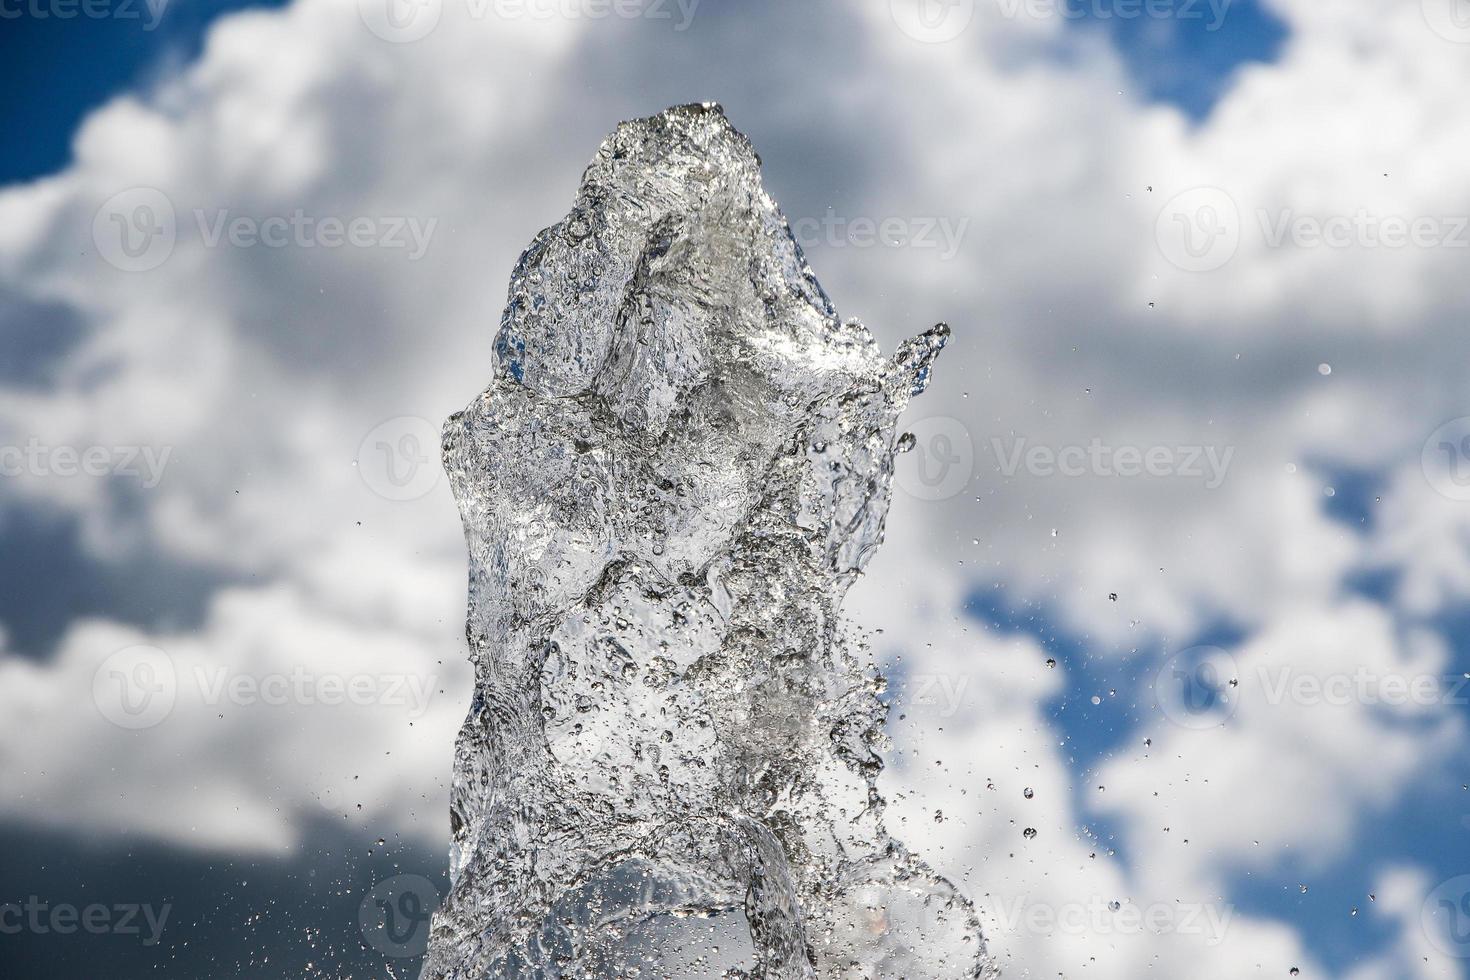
[957,584,1470,976]
[0,0,1287,185]
[0,0,289,184]
[1075,0,1288,117]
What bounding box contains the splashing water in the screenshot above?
[421,103,992,980]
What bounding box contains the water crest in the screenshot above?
[421,103,992,980]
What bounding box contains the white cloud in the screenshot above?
[1346,866,1466,980]
[856,590,1325,978]
[1094,601,1462,893]
[0,578,470,853]
[0,0,1467,975]
[1367,459,1470,616]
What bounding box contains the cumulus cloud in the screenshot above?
[0,0,1467,975]
[0,576,471,853]
[1367,458,1470,616]
[1346,866,1465,980]
[853,582,1323,978]
[1095,601,1461,892]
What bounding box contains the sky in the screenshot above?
[2,0,1469,977]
